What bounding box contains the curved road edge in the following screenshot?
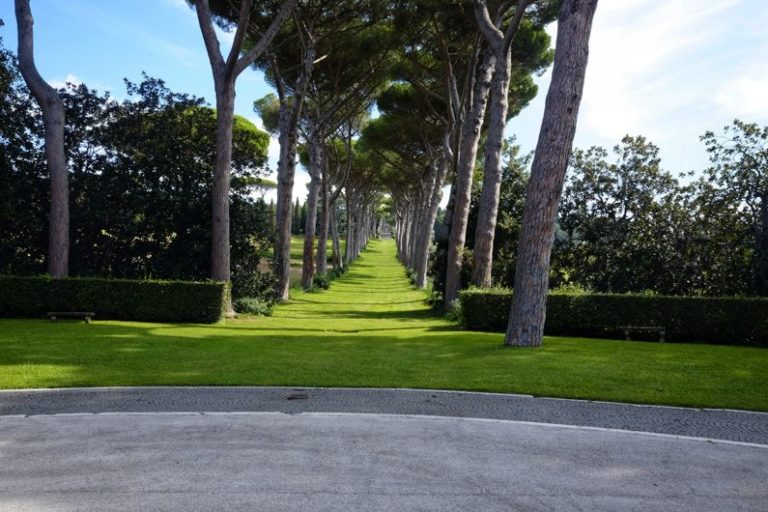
[1,386,767,445]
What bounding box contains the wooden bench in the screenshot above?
[619,325,665,342]
[47,312,95,324]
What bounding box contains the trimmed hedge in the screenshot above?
[458,287,768,347]
[0,275,227,323]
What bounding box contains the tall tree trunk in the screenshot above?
[273,42,314,301]
[471,52,511,287]
[330,199,342,271]
[274,101,303,301]
[211,85,235,288]
[344,193,354,266]
[506,0,598,347]
[399,207,409,264]
[443,50,496,306]
[195,0,297,311]
[15,0,69,278]
[316,168,329,275]
[415,149,452,289]
[301,173,320,289]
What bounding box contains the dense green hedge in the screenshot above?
[0,276,227,323]
[458,288,768,346]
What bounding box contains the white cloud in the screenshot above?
[48,73,82,89]
[715,67,768,118]
[507,0,768,174]
[580,0,741,141]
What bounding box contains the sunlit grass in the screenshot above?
[1,239,766,411]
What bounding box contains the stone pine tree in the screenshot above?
[441,0,553,306]
[14,0,69,277]
[505,0,598,347]
[470,0,531,287]
[193,0,297,312]
[298,10,396,290]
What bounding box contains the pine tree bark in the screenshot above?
[506,0,598,347]
[471,53,511,287]
[15,0,69,278]
[415,140,452,289]
[344,193,354,266]
[470,0,532,289]
[443,50,496,306]
[273,41,315,301]
[211,86,235,286]
[316,170,329,276]
[330,199,342,271]
[301,138,322,289]
[274,99,304,301]
[195,0,296,311]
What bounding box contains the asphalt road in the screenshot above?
[1,411,767,512]
[1,388,767,511]
[1,386,767,444]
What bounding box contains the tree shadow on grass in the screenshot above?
[2,319,767,412]
[0,319,507,390]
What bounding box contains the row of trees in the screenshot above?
[6,0,602,347]
[364,0,598,346]
[6,0,386,310]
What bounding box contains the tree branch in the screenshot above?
[234,0,299,77]
[195,0,226,78]
[473,0,504,49]
[503,0,532,52]
[224,0,253,78]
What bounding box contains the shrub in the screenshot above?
[313,273,331,290]
[233,297,273,316]
[458,287,768,347]
[231,266,275,300]
[0,275,226,323]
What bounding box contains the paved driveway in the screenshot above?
[1,411,766,511]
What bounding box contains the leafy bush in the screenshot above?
[233,297,273,316]
[231,265,275,300]
[458,287,768,346]
[0,275,226,323]
[313,273,331,290]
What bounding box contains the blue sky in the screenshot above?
[1,0,767,200]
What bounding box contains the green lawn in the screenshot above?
[1,239,767,411]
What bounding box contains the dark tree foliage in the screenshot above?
[554,136,691,294]
[0,41,272,294]
[701,120,768,295]
[485,133,763,297]
[0,29,47,274]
